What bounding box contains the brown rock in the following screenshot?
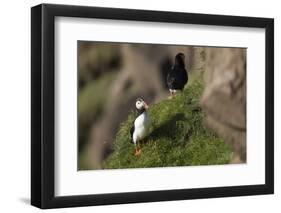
[201,48,246,162]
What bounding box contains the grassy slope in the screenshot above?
[104,79,233,169]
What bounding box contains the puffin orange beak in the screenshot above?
[144,102,149,109]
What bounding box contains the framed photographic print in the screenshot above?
[31,3,274,209]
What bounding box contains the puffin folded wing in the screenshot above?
[167,72,177,90]
[130,124,135,144]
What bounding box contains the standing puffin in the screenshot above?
[166,53,188,96]
[130,98,150,156]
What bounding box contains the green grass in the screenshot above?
[104,79,233,169]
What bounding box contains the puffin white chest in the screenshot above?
[133,112,150,143]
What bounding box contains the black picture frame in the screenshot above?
[31,3,274,209]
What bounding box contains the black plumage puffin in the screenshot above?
[130,98,150,156]
[166,53,188,96]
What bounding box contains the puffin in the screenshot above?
[130,98,150,156]
[166,53,188,97]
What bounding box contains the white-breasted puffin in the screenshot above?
[130,98,150,156]
[166,53,188,97]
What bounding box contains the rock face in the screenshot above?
[201,48,246,162]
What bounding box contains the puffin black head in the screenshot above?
[135,98,149,114]
[175,53,185,67]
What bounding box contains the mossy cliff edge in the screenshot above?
[104,79,232,169]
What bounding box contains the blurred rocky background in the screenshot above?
[201,48,246,162]
[78,41,246,169]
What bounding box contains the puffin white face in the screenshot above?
[136,98,148,110]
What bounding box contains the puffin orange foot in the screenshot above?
[134,149,142,156]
